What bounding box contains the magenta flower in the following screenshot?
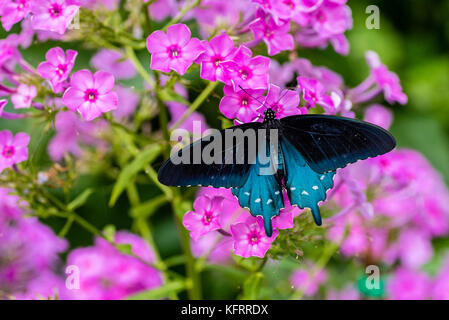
[387,268,431,300]
[432,257,449,300]
[30,0,79,35]
[147,23,204,75]
[258,84,301,119]
[249,10,294,56]
[183,195,223,241]
[219,85,265,123]
[230,217,278,258]
[37,47,77,93]
[297,76,334,113]
[0,0,31,31]
[191,232,234,264]
[66,231,163,300]
[62,69,118,121]
[11,84,36,109]
[221,46,270,90]
[252,0,294,23]
[397,229,433,270]
[196,33,236,82]
[113,86,139,119]
[91,49,136,80]
[0,130,30,173]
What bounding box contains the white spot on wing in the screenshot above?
[255,198,261,203]
[320,175,325,180]
[290,187,296,191]
[275,191,280,195]
[312,186,319,190]
[266,199,273,205]
[301,190,309,196]
[244,192,250,196]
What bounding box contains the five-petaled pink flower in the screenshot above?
[0,0,31,31]
[219,85,265,123]
[147,23,204,75]
[183,196,223,241]
[37,47,77,93]
[62,69,118,121]
[249,9,294,56]
[221,46,270,90]
[11,84,36,109]
[0,130,30,173]
[196,33,236,82]
[297,75,334,113]
[31,0,79,35]
[258,84,301,119]
[230,217,278,258]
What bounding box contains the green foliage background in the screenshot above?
[1,0,449,299]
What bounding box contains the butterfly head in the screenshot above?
[263,108,276,122]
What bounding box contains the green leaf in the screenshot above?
[103,224,116,243]
[67,189,94,211]
[126,280,186,300]
[233,255,263,272]
[116,243,133,255]
[240,272,264,300]
[109,144,161,206]
[130,195,167,218]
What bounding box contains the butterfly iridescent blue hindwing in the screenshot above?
[279,115,396,174]
[157,122,263,188]
[280,137,335,226]
[231,142,284,237]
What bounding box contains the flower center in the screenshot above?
[212,56,222,67]
[84,89,98,102]
[239,68,251,80]
[249,232,260,244]
[57,64,67,77]
[49,3,63,17]
[240,97,249,106]
[202,212,213,225]
[168,46,181,59]
[2,146,15,159]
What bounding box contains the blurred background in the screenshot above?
[1,0,449,299]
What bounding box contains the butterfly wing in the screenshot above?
[158,122,263,188]
[280,115,396,173]
[231,142,284,237]
[280,137,335,225]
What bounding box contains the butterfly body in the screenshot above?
[158,108,396,236]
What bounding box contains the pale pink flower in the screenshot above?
[37,47,77,93]
[387,268,431,300]
[230,217,278,258]
[91,49,136,80]
[297,76,334,113]
[0,130,29,173]
[183,196,224,241]
[0,0,31,31]
[147,23,204,75]
[62,69,118,121]
[11,84,36,109]
[31,0,79,35]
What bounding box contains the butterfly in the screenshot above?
[158,106,396,237]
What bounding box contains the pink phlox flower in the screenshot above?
[249,9,294,56]
[396,228,433,270]
[290,264,328,297]
[62,69,118,121]
[257,83,301,119]
[11,84,36,109]
[230,216,279,258]
[297,75,335,113]
[363,104,393,130]
[221,45,270,90]
[31,0,79,35]
[219,84,265,123]
[91,49,136,80]
[37,47,77,93]
[191,232,234,264]
[196,33,237,82]
[0,0,31,31]
[183,195,224,241]
[147,23,204,75]
[387,268,431,300]
[0,130,29,173]
[252,0,296,24]
[268,60,295,88]
[113,85,139,119]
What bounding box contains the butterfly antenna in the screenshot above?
[238,85,266,107]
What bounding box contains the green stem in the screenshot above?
[125,46,155,87]
[162,0,201,31]
[171,81,218,131]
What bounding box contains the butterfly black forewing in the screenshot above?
[279,114,396,174]
[157,122,263,188]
